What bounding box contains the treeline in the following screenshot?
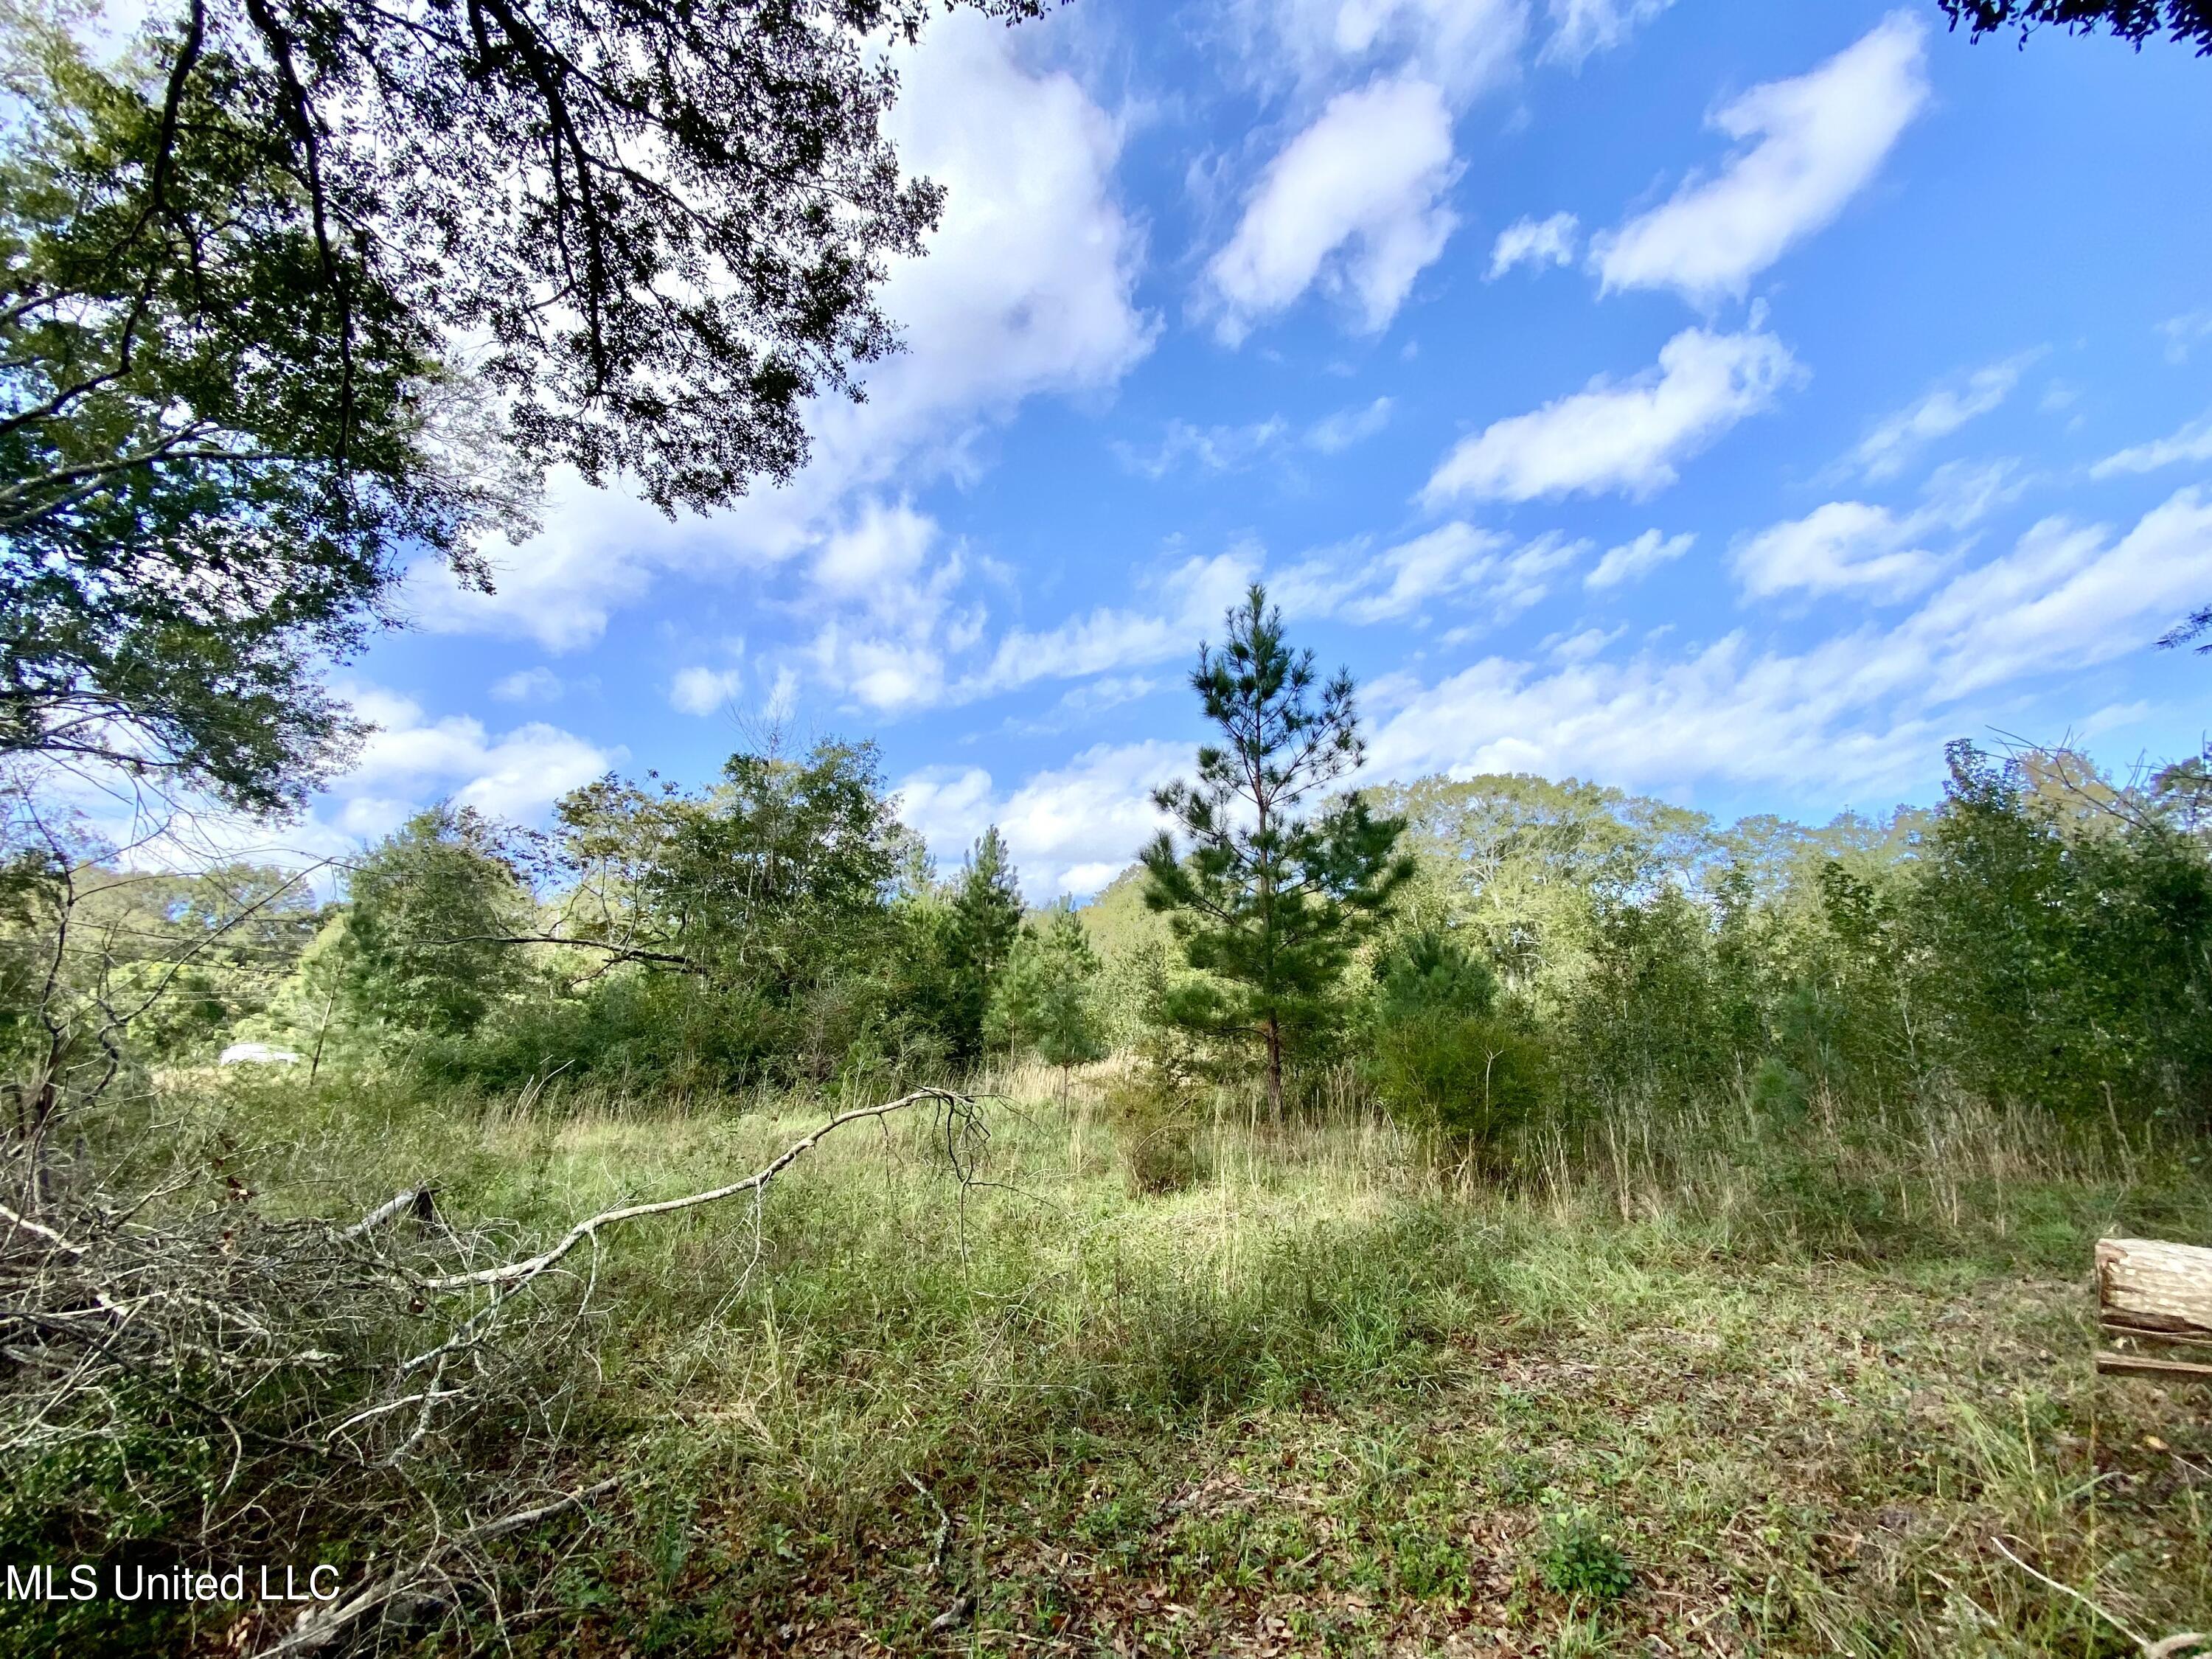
[24,673,2212,1173]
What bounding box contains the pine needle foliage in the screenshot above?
[1140,584,1413,1116]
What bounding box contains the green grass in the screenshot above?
[44,1065,2212,1655]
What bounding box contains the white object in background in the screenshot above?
[218,1042,304,1066]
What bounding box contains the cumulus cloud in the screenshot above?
[1206,75,1461,343]
[961,549,1260,699]
[807,499,939,612]
[1423,325,1801,504]
[1486,211,1579,278]
[1267,523,1585,627]
[895,740,1188,898]
[403,473,677,652]
[1849,354,2034,481]
[2090,411,2212,478]
[1233,0,1530,102]
[794,501,987,712]
[326,686,619,838]
[1590,13,1928,304]
[1732,501,1944,602]
[1585,528,1694,591]
[669,666,745,716]
[1733,462,2015,602]
[1310,522,1513,622]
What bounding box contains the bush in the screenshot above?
[1363,925,1551,1165]
[1367,1009,1553,1161]
[1105,1068,1208,1196]
[1565,890,1731,1106]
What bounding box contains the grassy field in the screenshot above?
[104,1071,2212,1655]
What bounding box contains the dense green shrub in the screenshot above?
[343,804,532,1038]
[1563,889,1733,1107]
[1370,1009,1554,1158]
[1365,925,1551,1161]
[1907,742,2212,1125]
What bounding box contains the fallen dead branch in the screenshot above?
[263,1477,622,1655]
[422,1087,970,1294]
[1,1085,984,1656]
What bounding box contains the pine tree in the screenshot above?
[945,826,1023,1065]
[1140,585,1412,1117]
[987,903,1109,1107]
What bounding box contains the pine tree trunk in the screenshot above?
[1265,1014,1283,1124]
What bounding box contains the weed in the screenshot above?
[1537,1509,1635,1606]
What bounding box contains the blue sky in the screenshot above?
[324,0,2212,899]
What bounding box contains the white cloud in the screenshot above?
[808,627,952,713]
[2090,411,2212,478]
[1206,75,1461,343]
[402,13,1147,650]
[1270,523,1584,625]
[1849,355,2034,481]
[1901,487,2212,703]
[961,549,1260,698]
[1233,0,1530,102]
[403,470,676,651]
[1590,13,1928,304]
[1335,522,1513,622]
[795,501,987,712]
[1368,487,2212,795]
[763,667,799,724]
[1486,211,1579,278]
[2160,310,2212,364]
[1116,417,1290,477]
[1549,624,1624,662]
[1732,501,1943,602]
[1368,634,1939,797]
[327,687,619,837]
[490,667,563,703]
[1423,324,1801,504]
[1540,0,1672,66]
[896,740,1188,898]
[808,499,939,612]
[1585,528,1694,590]
[1307,396,1396,453]
[669,666,745,717]
[1733,462,2015,602]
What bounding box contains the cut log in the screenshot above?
[2096,1352,2212,1382]
[2096,1237,2212,1343]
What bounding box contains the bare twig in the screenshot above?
[1990,1535,2205,1657]
[260,1477,620,1655]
